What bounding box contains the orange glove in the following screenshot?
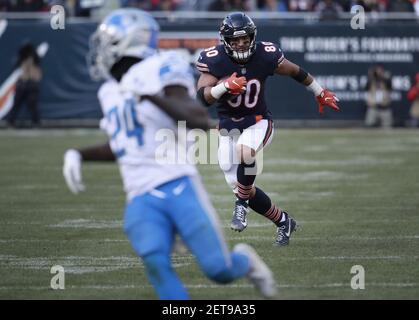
[316,89,340,114]
[224,72,247,95]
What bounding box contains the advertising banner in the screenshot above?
[0,20,417,124]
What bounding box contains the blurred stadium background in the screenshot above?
[0,0,419,299]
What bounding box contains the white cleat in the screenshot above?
[233,243,278,299]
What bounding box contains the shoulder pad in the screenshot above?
[158,51,195,89]
[257,41,285,74]
[120,60,161,96]
[98,80,118,102]
[196,45,224,76]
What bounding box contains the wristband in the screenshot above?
[307,79,323,96]
[210,82,228,100]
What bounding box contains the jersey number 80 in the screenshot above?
[205,44,276,109]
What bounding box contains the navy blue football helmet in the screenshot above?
[219,12,257,64]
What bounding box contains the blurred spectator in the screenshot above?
[412,0,419,16]
[414,0,419,16]
[0,0,11,11]
[74,0,92,16]
[289,0,314,11]
[337,0,352,11]
[48,1,72,16]
[13,0,47,11]
[388,0,414,12]
[6,42,42,128]
[407,73,419,127]
[120,0,152,10]
[315,0,343,20]
[121,0,181,10]
[120,0,131,6]
[208,0,249,11]
[177,0,214,10]
[0,0,416,12]
[154,0,177,11]
[71,0,106,17]
[258,0,289,11]
[277,0,289,11]
[208,0,231,10]
[364,65,393,128]
[353,0,384,12]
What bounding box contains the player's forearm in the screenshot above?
[144,95,215,130]
[78,143,115,161]
[301,73,314,86]
[204,87,218,104]
[290,66,323,95]
[288,64,315,87]
[277,59,320,91]
[196,86,219,106]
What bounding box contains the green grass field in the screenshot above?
[1,128,419,299]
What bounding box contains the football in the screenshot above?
[217,76,244,102]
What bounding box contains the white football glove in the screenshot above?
[63,149,85,194]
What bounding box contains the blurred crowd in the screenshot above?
[1,0,418,15]
[0,1,96,16]
[209,0,419,13]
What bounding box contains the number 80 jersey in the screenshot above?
[196,42,284,120]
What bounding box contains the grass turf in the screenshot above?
[0,128,418,299]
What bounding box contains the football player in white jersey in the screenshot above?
[62,9,277,300]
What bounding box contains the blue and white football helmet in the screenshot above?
[87,8,160,80]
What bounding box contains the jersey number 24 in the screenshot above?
[106,98,143,158]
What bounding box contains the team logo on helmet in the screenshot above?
[87,8,160,80]
[219,12,257,64]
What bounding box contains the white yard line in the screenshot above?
[1,235,419,243]
[263,156,404,166]
[0,239,128,243]
[0,282,418,291]
[256,171,370,182]
[48,219,122,229]
[0,255,193,274]
[0,129,104,138]
[1,253,417,275]
[230,235,419,241]
[5,217,418,226]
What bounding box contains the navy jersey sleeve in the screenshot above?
[195,45,226,78]
[258,42,285,75]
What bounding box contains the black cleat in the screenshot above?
[230,200,249,232]
[275,211,297,246]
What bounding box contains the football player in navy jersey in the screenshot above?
[196,12,340,246]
